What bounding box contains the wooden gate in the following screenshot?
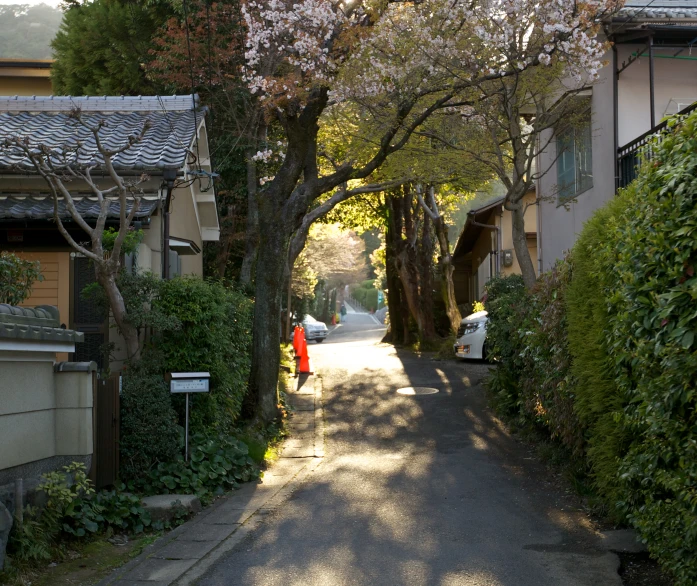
[93,373,120,489]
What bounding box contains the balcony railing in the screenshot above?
[617,101,697,189]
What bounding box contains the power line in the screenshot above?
[183,0,202,172]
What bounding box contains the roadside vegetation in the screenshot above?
[484,111,697,586]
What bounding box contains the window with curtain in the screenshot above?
[556,118,593,202]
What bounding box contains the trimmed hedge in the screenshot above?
[606,116,697,583]
[566,190,633,506]
[485,111,697,584]
[119,360,180,481]
[350,281,378,311]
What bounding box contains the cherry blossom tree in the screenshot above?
[241,0,623,421]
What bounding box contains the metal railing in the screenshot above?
[617,101,697,189]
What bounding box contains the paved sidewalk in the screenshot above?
[97,375,323,586]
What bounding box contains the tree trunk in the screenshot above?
[240,149,259,286]
[216,204,236,279]
[510,202,537,289]
[385,214,408,345]
[97,269,140,362]
[416,213,437,342]
[248,212,287,423]
[433,218,461,333]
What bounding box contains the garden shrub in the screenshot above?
[7,463,152,563]
[483,274,527,417]
[151,277,253,434]
[519,261,582,455]
[604,114,697,585]
[119,360,180,481]
[566,190,633,507]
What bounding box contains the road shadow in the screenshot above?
[200,344,616,586]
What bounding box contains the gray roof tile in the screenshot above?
[0,95,203,173]
[617,0,697,19]
[0,194,159,221]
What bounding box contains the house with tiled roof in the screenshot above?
[0,94,219,367]
[536,1,697,271]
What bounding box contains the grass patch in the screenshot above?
[0,532,161,586]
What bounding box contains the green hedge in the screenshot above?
[350,282,378,311]
[151,277,253,434]
[116,275,253,480]
[483,274,526,417]
[605,116,697,583]
[566,190,633,506]
[119,360,180,481]
[485,111,697,584]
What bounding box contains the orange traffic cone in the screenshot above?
[298,338,313,374]
[292,326,302,354]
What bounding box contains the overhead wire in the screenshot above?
[183,0,203,174]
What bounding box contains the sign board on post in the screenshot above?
[168,372,210,461]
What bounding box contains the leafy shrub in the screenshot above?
[151,277,253,433]
[566,190,632,507]
[126,433,259,501]
[101,227,144,255]
[7,463,152,563]
[350,280,379,310]
[483,275,526,417]
[0,251,43,305]
[119,360,180,481]
[518,261,582,455]
[603,115,697,585]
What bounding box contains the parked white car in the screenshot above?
[300,315,328,343]
[454,310,488,360]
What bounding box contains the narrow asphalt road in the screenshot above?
[197,313,621,586]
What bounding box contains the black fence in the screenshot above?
[617,101,697,189]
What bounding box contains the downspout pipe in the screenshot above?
[162,168,177,280]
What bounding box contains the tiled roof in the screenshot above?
[0,194,159,221]
[0,95,203,173]
[616,0,697,20]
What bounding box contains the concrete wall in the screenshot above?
[0,349,94,489]
[538,45,697,271]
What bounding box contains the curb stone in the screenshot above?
[97,375,324,586]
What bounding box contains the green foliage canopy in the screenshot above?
[51,0,174,95]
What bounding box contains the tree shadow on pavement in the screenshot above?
[199,346,618,586]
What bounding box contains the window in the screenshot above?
[556,119,593,201]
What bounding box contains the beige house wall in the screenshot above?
[0,77,52,96]
[168,185,204,277]
[14,251,71,362]
[500,191,538,277]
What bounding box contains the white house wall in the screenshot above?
[537,52,616,271]
[538,44,697,271]
[616,44,697,145]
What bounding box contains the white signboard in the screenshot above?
[169,372,211,393]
